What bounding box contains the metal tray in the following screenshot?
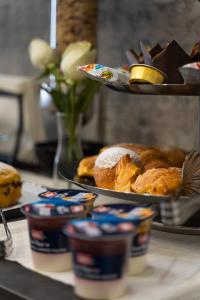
[153,209,200,235]
[59,166,200,235]
[59,166,188,204]
[107,83,200,96]
[152,222,200,235]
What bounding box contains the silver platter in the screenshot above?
[107,83,200,96]
[59,167,189,204]
[152,220,200,235]
[60,167,200,235]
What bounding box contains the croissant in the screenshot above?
[131,167,181,196]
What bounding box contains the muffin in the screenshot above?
[94,147,142,192]
[0,162,22,208]
[131,167,181,196]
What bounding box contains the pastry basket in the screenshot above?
[59,148,200,229]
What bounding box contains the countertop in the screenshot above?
[1,170,199,300]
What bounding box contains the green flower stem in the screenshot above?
[65,83,82,163]
[65,112,82,164]
[69,81,76,114]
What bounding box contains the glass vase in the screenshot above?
[53,112,83,183]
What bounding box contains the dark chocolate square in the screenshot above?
[152,40,192,83]
[149,43,163,58]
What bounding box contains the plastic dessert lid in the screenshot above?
[63,217,135,241]
[21,198,85,219]
[93,205,154,224]
[38,189,98,202]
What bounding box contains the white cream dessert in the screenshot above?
[92,205,153,276]
[22,198,86,272]
[129,255,147,276]
[32,252,72,272]
[65,218,134,299]
[75,277,127,299]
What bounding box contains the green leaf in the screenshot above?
[39,74,98,115]
[37,68,51,81]
[37,63,59,81]
[50,89,68,112]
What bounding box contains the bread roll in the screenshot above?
[159,146,186,168]
[144,158,170,170]
[0,162,22,207]
[116,143,147,154]
[138,148,170,170]
[77,155,97,177]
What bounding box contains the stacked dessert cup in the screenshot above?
[22,189,154,299]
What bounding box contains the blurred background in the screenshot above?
[0,0,199,170]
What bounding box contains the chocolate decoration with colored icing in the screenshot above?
[152,40,193,83]
[190,41,200,62]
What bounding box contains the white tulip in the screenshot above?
[61,41,96,81]
[29,38,56,70]
[62,41,91,59]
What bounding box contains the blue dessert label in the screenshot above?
[29,227,69,254]
[72,251,126,281]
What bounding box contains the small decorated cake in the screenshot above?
[94,147,142,191]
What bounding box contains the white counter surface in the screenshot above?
[10,170,200,300]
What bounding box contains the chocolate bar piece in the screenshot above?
[152,40,193,83]
[149,43,163,58]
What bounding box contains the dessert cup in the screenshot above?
[129,217,152,275]
[179,62,200,84]
[93,204,154,275]
[22,199,86,272]
[64,218,134,299]
[39,189,97,214]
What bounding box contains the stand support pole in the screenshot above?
[197,96,200,151]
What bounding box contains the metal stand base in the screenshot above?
[197,96,200,151]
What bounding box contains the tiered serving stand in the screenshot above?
[61,82,200,235]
